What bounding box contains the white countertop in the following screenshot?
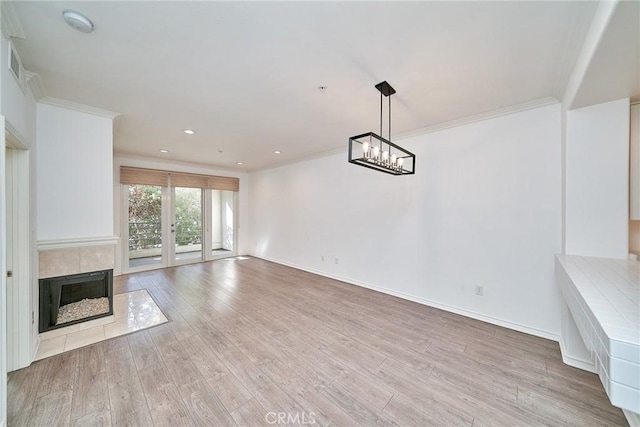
[557,255,639,345]
[556,254,640,414]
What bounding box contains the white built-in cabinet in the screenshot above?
[630,104,640,220]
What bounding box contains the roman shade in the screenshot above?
[170,173,209,189]
[120,166,239,191]
[119,167,169,187]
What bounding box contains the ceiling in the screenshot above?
[11,1,598,171]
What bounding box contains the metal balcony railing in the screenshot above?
[129,220,202,251]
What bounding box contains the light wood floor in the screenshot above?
[8,257,628,426]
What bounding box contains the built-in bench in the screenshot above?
[556,254,639,416]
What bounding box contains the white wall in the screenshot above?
[113,155,250,275]
[36,103,114,241]
[565,98,629,258]
[250,103,563,338]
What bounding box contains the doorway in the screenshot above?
[208,190,235,260]
[124,184,237,272]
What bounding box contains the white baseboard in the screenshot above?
[31,335,40,366]
[624,410,640,427]
[256,255,560,342]
[559,337,596,373]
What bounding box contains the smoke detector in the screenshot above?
[62,10,94,33]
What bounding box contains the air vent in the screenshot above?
[10,48,19,80]
[8,41,25,93]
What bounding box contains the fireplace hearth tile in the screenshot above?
[39,323,82,340]
[40,315,115,341]
[36,335,67,360]
[35,289,167,361]
[103,318,141,339]
[78,314,116,330]
[65,326,106,351]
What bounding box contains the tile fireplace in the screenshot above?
[38,269,113,333]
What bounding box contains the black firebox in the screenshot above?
[39,269,114,333]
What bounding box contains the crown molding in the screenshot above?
[561,1,618,108]
[5,121,29,150]
[394,97,560,141]
[24,71,45,100]
[552,3,598,99]
[1,1,26,39]
[113,115,122,135]
[39,97,121,120]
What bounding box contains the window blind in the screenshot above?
[120,166,239,191]
[170,172,209,189]
[207,176,240,192]
[119,167,169,187]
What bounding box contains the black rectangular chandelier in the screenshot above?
[348,81,415,175]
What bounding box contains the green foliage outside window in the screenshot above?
[128,185,162,251]
[174,187,202,247]
[128,185,202,250]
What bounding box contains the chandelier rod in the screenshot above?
[389,93,392,158]
[380,91,383,146]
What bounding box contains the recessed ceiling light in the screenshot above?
[236,162,243,165]
[273,150,281,154]
[183,129,195,135]
[159,149,169,153]
[318,86,328,93]
[62,10,94,33]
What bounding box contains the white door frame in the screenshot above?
[5,128,33,372]
[1,115,8,427]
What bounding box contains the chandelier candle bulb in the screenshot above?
[363,141,371,158]
[382,150,389,164]
[373,146,380,161]
[391,154,397,167]
[398,157,404,170]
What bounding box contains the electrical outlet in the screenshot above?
[32,311,35,324]
[321,255,324,261]
[335,258,339,265]
[475,286,484,296]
